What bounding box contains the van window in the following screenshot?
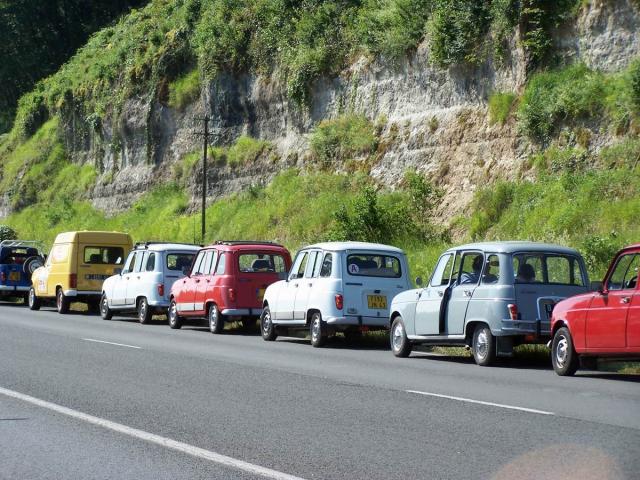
[145,253,156,272]
[346,254,401,278]
[167,253,195,272]
[238,253,287,273]
[319,253,333,277]
[84,247,124,265]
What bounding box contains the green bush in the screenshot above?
[468,181,515,239]
[488,92,516,125]
[0,225,18,241]
[227,136,270,166]
[310,114,377,164]
[168,69,201,110]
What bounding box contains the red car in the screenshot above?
[168,241,292,333]
[550,244,640,375]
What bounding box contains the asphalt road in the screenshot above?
[1,302,639,480]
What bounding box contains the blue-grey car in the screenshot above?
[389,242,590,366]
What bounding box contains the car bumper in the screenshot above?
[63,290,102,297]
[221,308,262,317]
[326,315,388,328]
[0,285,30,293]
[500,318,550,338]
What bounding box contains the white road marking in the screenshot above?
[82,338,141,349]
[0,386,306,480]
[406,390,554,416]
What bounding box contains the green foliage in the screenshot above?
[0,225,17,241]
[488,92,516,125]
[518,61,640,142]
[168,69,201,110]
[468,181,515,240]
[580,232,620,278]
[226,136,271,167]
[630,59,640,112]
[310,114,377,164]
[427,0,492,67]
[599,138,640,169]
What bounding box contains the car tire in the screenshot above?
[28,287,40,311]
[208,304,224,334]
[168,300,182,329]
[552,327,579,376]
[138,297,152,324]
[56,288,70,314]
[390,316,412,358]
[472,324,496,366]
[100,293,112,320]
[261,306,277,341]
[22,255,44,278]
[310,312,327,348]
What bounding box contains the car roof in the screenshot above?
[301,241,405,254]
[445,241,581,255]
[133,242,201,252]
[621,243,640,251]
[204,241,288,252]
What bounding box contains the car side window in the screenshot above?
[215,253,227,275]
[205,251,218,275]
[289,252,308,280]
[430,254,453,287]
[145,252,156,272]
[133,252,146,273]
[459,252,483,285]
[482,254,500,284]
[608,254,637,291]
[305,251,319,278]
[122,252,136,274]
[191,251,206,276]
[196,251,213,275]
[319,253,333,277]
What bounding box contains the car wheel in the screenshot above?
[22,255,44,278]
[310,312,327,348]
[390,316,412,358]
[208,304,224,334]
[168,300,182,329]
[56,288,70,314]
[552,327,579,376]
[261,306,277,341]
[472,324,496,366]
[28,287,40,311]
[138,297,152,324]
[100,294,112,320]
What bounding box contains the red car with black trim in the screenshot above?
[168,241,292,333]
[550,244,640,375]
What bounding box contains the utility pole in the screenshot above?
[201,115,209,244]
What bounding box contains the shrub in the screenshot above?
[310,114,377,164]
[488,92,516,125]
[468,181,515,239]
[0,225,18,241]
[580,232,621,278]
[168,69,201,110]
[227,136,270,166]
[630,59,640,112]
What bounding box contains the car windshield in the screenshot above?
[512,252,585,286]
[346,253,402,278]
[238,253,287,273]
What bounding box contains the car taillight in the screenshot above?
[157,283,164,297]
[0,272,6,282]
[335,294,343,310]
[229,288,236,302]
[69,274,77,289]
[507,303,518,320]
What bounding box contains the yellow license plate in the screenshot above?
[257,288,266,299]
[367,295,387,309]
[9,272,20,282]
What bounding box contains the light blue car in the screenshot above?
[389,242,590,366]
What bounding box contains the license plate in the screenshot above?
[9,271,20,282]
[367,295,387,309]
[257,288,265,300]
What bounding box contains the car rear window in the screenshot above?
[166,253,195,271]
[238,253,287,273]
[0,247,37,264]
[346,254,401,278]
[84,247,124,265]
[513,253,585,286]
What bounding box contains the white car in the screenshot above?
[100,242,200,323]
[260,241,411,347]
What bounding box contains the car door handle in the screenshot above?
[195,279,200,283]
[464,290,473,297]
[622,296,631,304]
[437,291,444,297]
[294,283,299,288]
[308,283,313,287]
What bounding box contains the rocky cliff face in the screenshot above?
[57,0,639,218]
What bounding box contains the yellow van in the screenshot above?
[29,231,133,314]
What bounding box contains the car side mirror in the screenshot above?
[415,276,423,287]
[590,281,604,293]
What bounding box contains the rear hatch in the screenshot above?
[163,250,197,301]
[0,246,40,288]
[77,244,128,291]
[515,284,587,322]
[235,250,289,308]
[343,251,407,319]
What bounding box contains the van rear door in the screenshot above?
[236,250,289,310]
[78,244,127,292]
